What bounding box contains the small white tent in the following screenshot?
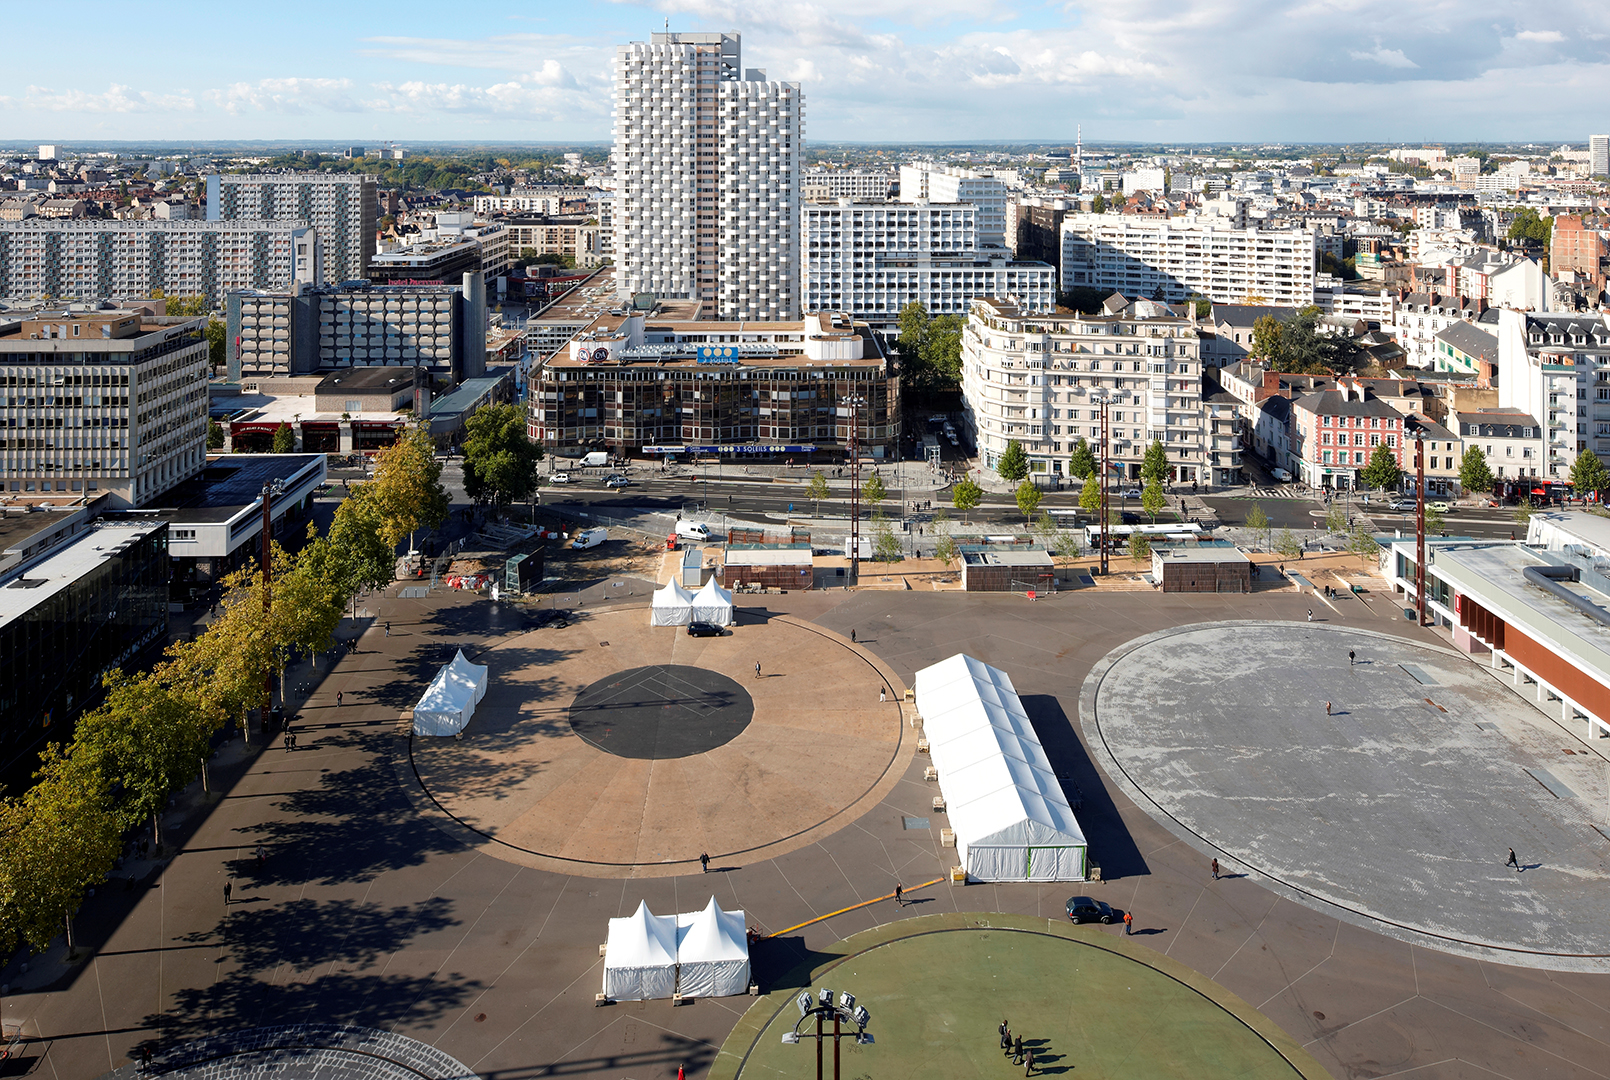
[914,653,1088,882]
[675,897,751,998]
[651,580,696,626]
[603,901,680,1001]
[690,578,734,626]
[412,650,490,736]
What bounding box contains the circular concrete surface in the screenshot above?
[716,914,1325,1080]
[1083,622,1610,970]
[569,664,753,759]
[408,607,911,877]
[101,1024,473,1080]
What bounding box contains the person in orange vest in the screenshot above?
[1123,910,1133,935]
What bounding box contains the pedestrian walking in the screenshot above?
[1013,1035,1023,1064]
[755,661,761,679]
[256,845,266,868]
[880,688,886,703]
[1349,650,1356,666]
[1024,1048,1036,1076]
[223,880,232,906]
[336,691,343,707]
[1507,847,1520,871]
[385,622,390,637]
[998,1021,1009,1050]
[1123,910,1133,935]
[894,883,903,906]
[1211,857,1220,880]
[850,629,856,643]
[285,730,293,753]
[1325,701,1332,716]
[700,852,710,874]
[1307,608,1314,622]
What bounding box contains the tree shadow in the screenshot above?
[176,896,458,975]
[1021,695,1149,882]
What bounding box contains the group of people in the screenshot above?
[998,1020,1038,1075]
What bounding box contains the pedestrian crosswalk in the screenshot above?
[1236,486,1315,501]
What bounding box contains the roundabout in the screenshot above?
[406,605,911,876]
[712,914,1326,1080]
[1082,621,1610,970]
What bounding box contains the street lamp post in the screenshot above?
[781,987,872,1080]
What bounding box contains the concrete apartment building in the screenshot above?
[898,166,1007,246]
[1288,386,1412,490]
[959,297,1208,485]
[0,219,317,307]
[206,173,377,283]
[505,217,603,268]
[802,170,894,203]
[1060,215,1317,307]
[1496,309,1610,475]
[528,306,897,459]
[472,186,595,216]
[1591,135,1608,177]
[0,311,207,507]
[226,275,487,383]
[801,202,1055,330]
[1389,291,1485,369]
[612,31,802,320]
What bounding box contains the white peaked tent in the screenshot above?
[412,650,490,736]
[914,654,1088,882]
[690,578,734,626]
[603,901,680,1001]
[675,897,751,998]
[651,579,696,626]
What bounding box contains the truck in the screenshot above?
[573,527,608,549]
[580,451,610,468]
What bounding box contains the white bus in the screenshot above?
[1083,521,1204,549]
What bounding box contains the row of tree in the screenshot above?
[0,427,448,956]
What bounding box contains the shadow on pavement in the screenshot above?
[1022,695,1149,882]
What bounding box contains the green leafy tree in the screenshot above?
[326,488,398,595]
[997,440,1029,482]
[1251,314,1284,360]
[1079,473,1102,512]
[1141,439,1170,489]
[1325,504,1349,534]
[367,426,449,548]
[1015,479,1042,522]
[805,471,830,516]
[1091,193,1108,213]
[1069,437,1097,479]
[1244,502,1271,549]
[1361,444,1404,491]
[1571,449,1609,500]
[204,317,227,372]
[871,513,903,562]
[1347,527,1381,563]
[934,533,960,564]
[1141,481,1167,522]
[1458,446,1493,494]
[1273,527,1303,558]
[1425,506,1446,535]
[207,419,225,450]
[1130,533,1151,563]
[271,422,295,454]
[1512,497,1538,529]
[461,402,543,509]
[861,473,887,507]
[921,315,965,386]
[1507,207,1552,247]
[166,295,209,317]
[952,478,983,521]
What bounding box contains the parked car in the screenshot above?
[605,474,631,488]
[687,621,724,637]
[1120,511,1140,525]
[550,472,572,484]
[1065,896,1118,924]
[1428,501,1452,513]
[1270,467,1292,482]
[1388,498,1412,512]
[1120,487,1142,499]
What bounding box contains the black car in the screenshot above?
[1065,895,1117,924]
[1120,511,1140,525]
[530,608,571,629]
[687,621,724,637]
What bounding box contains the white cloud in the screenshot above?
[364,80,603,122]
[0,83,195,113]
[1348,45,1419,68]
[206,78,361,115]
[1515,30,1565,43]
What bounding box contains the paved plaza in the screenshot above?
[1083,622,1610,970]
[0,577,1607,1079]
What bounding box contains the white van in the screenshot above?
[675,520,712,543]
[580,451,609,468]
[573,527,608,549]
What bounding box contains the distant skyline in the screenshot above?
[3,0,1609,145]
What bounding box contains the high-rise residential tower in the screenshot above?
[1591,134,1609,177]
[206,173,377,283]
[612,31,801,320]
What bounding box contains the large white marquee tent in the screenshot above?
[411,649,489,736]
[913,653,1088,882]
[602,897,751,1001]
[650,580,696,626]
[690,578,734,626]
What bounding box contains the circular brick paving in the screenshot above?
[407,607,911,877]
[99,1024,473,1080]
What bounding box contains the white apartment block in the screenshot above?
[1591,135,1609,177]
[0,219,316,308]
[1061,215,1316,306]
[898,166,1007,246]
[802,170,894,203]
[206,173,377,283]
[473,186,595,216]
[0,311,208,508]
[506,219,603,267]
[1388,292,1484,370]
[960,297,1207,484]
[1497,309,1610,476]
[802,203,1055,329]
[613,31,802,321]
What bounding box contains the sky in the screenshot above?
[3,0,1609,146]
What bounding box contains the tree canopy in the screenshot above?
[461,403,543,509]
[1458,446,1493,494]
[1507,208,1552,247]
[1255,306,1348,374]
[1069,437,1097,479]
[896,303,966,390]
[952,478,983,518]
[1360,444,1404,491]
[1015,479,1042,521]
[1570,449,1609,499]
[996,440,1029,482]
[367,427,449,547]
[1140,439,1170,489]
